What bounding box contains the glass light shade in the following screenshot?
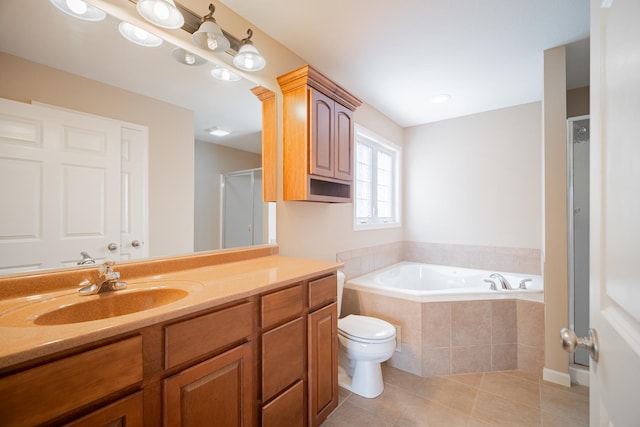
[192,21,230,52]
[171,48,206,66]
[233,43,266,72]
[211,66,241,82]
[136,0,184,29]
[49,0,106,21]
[118,22,163,47]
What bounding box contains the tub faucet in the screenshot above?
[78,261,127,295]
[489,273,512,290]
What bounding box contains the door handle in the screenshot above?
[131,240,143,248]
[107,242,118,251]
[560,327,599,362]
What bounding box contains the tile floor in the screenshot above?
[322,365,589,427]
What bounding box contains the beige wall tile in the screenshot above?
[422,302,451,348]
[451,345,491,374]
[518,343,545,375]
[422,347,451,377]
[517,300,545,346]
[491,343,517,371]
[452,301,491,346]
[491,300,517,344]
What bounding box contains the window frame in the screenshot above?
[353,124,401,231]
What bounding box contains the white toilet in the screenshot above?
[336,271,396,398]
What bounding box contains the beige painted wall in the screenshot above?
[194,141,261,251]
[0,52,195,258]
[403,102,542,250]
[543,46,569,376]
[276,102,405,262]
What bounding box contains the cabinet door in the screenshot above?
[334,103,354,181]
[309,88,334,179]
[308,303,338,427]
[164,342,254,427]
[64,392,143,427]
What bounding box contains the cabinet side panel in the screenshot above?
[282,86,310,200]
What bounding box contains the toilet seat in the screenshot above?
[338,315,396,344]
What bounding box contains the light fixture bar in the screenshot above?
[128,0,241,53]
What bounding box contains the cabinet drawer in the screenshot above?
[308,274,336,310]
[262,317,304,402]
[261,283,303,329]
[65,391,143,427]
[0,335,143,427]
[262,380,304,427]
[165,301,254,369]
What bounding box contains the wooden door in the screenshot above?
[334,103,354,181]
[309,88,334,179]
[589,0,640,425]
[0,98,120,273]
[163,342,254,426]
[307,303,338,427]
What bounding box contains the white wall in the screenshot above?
[403,102,542,250]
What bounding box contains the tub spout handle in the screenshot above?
[519,278,532,289]
[484,279,498,291]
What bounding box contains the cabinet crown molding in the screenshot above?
[277,65,362,111]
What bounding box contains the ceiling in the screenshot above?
[220,0,590,127]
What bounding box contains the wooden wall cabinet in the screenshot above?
[278,65,362,202]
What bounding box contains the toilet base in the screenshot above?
[338,362,384,398]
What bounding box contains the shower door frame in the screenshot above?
[566,114,590,368]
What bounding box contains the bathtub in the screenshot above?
[345,262,543,303]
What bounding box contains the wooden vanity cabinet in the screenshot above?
[278,65,362,203]
[0,271,338,427]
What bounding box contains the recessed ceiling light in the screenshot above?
[430,94,451,104]
[208,127,230,137]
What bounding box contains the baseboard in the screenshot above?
[569,365,590,387]
[542,367,572,387]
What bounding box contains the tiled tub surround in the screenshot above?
[337,241,541,280]
[337,241,544,377]
[341,289,544,378]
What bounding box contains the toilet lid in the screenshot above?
[338,315,396,342]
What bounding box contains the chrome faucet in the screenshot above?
[77,251,96,265]
[489,273,512,290]
[78,261,127,295]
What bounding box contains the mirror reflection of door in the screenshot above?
[221,169,262,249]
[0,98,148,273]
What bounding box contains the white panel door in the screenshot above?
[0,98,120,273]
[589,0,640,425]
[119,125,148,261]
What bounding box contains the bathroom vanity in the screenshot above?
[0,246,339,427]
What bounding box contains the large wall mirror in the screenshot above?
[0,0,274,276]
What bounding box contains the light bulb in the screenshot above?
[66,0,87,15]
[243,55,255,70]
[133,26,150,40]
[221,69,231,81]
[184,53,196,65]
[153,1,170,20]
[207,34,218,51]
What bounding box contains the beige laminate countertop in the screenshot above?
[0,254,340,370]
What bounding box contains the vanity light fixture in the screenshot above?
[49,0,106,21]
[172,48,206,65]
[211,66,241,82]
[208,127,230,137]
[118,22,163,47]
[232,29,266,72]
[136,0,184,29]
[192,4,230,53]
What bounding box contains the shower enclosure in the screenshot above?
[567,116,590,367]
[220,168,263,249]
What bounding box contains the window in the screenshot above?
[354,125,401,230]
